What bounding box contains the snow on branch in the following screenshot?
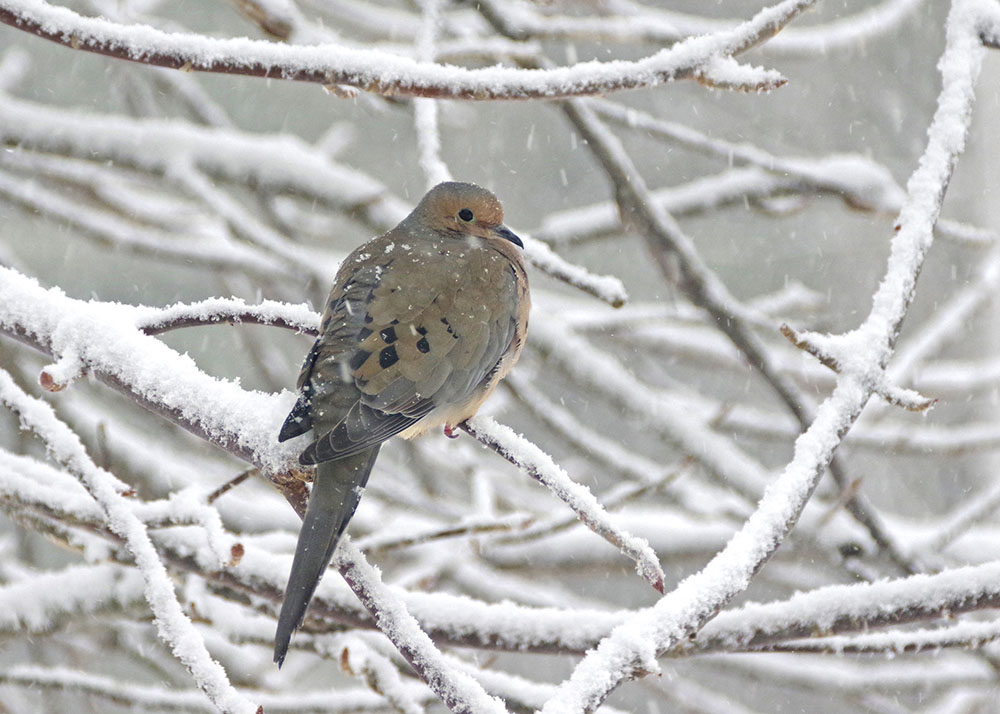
[688,560,1000,655]
[0,664,429,713]
[335,635,429,714]
[0,164,289,281]
[0,562,145,634]
[528,318,771,500]
[0,266,298,473]
[0,93,626,306]
[521,235,627,307]
[779,323,937,412]
[554,97,916,567]
[873,240,1000,411]
[0,283,638,585]
[479,0,920,57]
[0,91,388,215]
[0,448,238,568]
[0,269,656,670]
[538,0,994,709]
[533,168,802,247]
[0,448,621,657]
[593,99,907,215]
[0,370,259,714]
[0,0,810,99]
[4,1,1000,709]
[134,297,320,336]
[334,540,510,714]
[462,416,666,593]
[9,441,1000,661]
[770,619,1000,655]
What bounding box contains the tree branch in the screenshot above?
[535,0,992,707]
[461,416,665,594]
[0,0,808,99]
[0,371,259,714]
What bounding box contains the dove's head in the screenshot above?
[409,181,523,248]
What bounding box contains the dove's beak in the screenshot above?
[494,225,524,249]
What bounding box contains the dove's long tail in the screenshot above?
[273,446,380,667]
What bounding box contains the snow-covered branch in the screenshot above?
[463,416,666,593]
[0,371,259,714]
[0,664,431,713]
[554,96,912,569]
[134,298,320,336]
[538,0,994,708]
[0,92,625,306]
[334,541,509,714]
[0,0,810,99]
[687,560,1000,655]
[0,266,297,472]
[8,455,1000,661]
[0,562,145,634]
[476,0,921,56]
[3,0,1000,711]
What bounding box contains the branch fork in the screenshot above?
[781,323,936,412]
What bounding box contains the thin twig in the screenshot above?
[207,468,258,504]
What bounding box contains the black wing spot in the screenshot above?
[349,350,371,370]
[379,345,399,368]
[358,327,373,341]
[416,337,430,353]
[416,326,428,336]
[364,314,374,324]
[380,326,398,344]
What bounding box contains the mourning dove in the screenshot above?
[273,181,530,665]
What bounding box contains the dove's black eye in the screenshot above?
[458,208,474,222]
